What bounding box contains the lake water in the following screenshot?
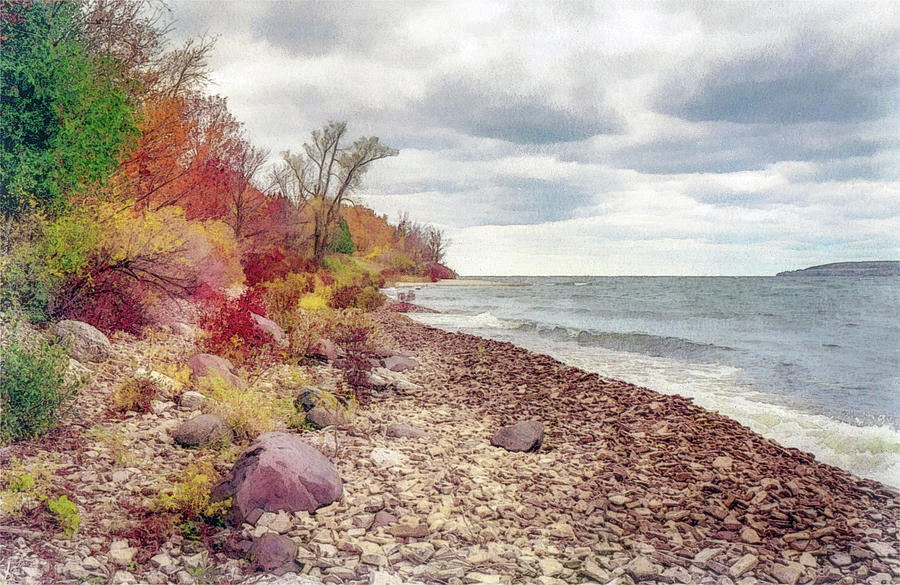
[386,276,900,489]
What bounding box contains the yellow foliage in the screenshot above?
[0,457,54,517]
[156,460,231,522]
[299,291,330,312]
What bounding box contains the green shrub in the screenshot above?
[0,331,78,444]
[47,494,80,536]
[329,220,356,254]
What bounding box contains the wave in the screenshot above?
[411,311,734,363]
[407,310,900,488]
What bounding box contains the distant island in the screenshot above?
[777,261,900,276]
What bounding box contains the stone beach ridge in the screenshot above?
[0,307,898,585]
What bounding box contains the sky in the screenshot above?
[167,0,899,276]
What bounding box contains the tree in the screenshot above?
[425,226,449,264]
[272,122,397,261]
[1,0,137,218]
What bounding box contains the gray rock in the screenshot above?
[212,432,343,524]
[52,320,111,362]
[249,533,298,574]
[180,391,208,409]
[187,353,245,390]
[251,313,285,344]
[382,355,418,372]
[305,406,350,429]
[172,413,232,448]
[386,423,427,439]
[491,420,544,452]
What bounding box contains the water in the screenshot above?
[386,276,900,488]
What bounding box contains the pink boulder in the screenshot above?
[250,312,285,344]
[187,353,245,390]
[213,432,342,524]
[491,420,544,452]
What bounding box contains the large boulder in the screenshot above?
[250,313,285,344]
[52,320,111,362]
[187,353,245,390]
[213,432,342,524]
[491,420,544,452]
[172,413,232,448]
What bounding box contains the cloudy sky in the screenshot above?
[168,0,899,276]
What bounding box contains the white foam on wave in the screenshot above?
[410,313,900,489]
[409,311,522,331]
[560,344,900,489]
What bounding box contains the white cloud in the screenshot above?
[167,0,900,275]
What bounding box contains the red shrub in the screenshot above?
[57,270,151,335]
[328,284,361,310]
[242,249,320,286]
[425,262,455,282]
[199,288,273,363]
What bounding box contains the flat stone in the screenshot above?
[799,552,817,567]
[108,547,137,566]
[740,527,761,544]
[305,405,350,429]
[783,530,810,543]
[371,447,405,468]
[771,562,804,585]
[867,542,897,558]
[539,558,564,577]
[385,423,426,439]
[829,552,852,567]
[712,456,733,470]
[110,571,137,584]
[150,553,176,569]
[626,555,659,580]
[581,559,610,582]
[729,554,758,578]
[694,547,722,565]
[491,420,544,452]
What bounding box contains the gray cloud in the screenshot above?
[659,33,899,125]
[424,76,626,145]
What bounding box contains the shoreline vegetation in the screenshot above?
[1,301,898,585]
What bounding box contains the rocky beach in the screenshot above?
[1,307,898,585]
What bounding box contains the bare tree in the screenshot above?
[272,122,398,261]
[227,140,270,240]
[425,226,449,264]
